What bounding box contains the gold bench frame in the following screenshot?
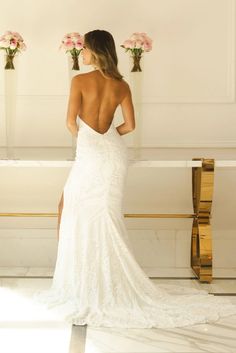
[191,158,214,282]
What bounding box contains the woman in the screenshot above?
[57,29,135,240]
[34,30,236,328]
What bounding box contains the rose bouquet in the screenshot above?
[59,32,84,70]
[121,32,153,72]
[0,30,26,69]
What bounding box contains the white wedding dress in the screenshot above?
[33,116,236,328]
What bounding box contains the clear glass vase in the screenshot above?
[5,53,16,70]
[131,53,142,72]
[71,54,80,70]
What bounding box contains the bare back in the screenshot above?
[77,70,129,134]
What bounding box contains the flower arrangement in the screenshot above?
[121,32,153,72]
[59,32,84,70]
[0,30,26,69]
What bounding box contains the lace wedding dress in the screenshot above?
[33,117,236,328]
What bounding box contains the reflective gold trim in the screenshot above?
[191,158,214,283]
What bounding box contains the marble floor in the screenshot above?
[0,268,236,353]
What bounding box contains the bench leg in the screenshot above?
[191,158,214,283]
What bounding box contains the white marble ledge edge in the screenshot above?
[0,160,236,167]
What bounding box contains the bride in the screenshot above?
[33,29,236,328]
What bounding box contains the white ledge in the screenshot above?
[0,159,236,168]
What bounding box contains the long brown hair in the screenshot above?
[84,30,123,80]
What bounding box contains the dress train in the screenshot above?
[33,117,236,328]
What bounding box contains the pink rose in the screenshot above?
[75,40,83,49]
[10,39,17,50]
[142,40,152,52]
[12,31,23,41]
[4,33,13,40]
[139,33,148,41]
[0,39,10,48]
[130,33,140,41]
[123,40,130,48]
[71,36,77,43]
[19,42,26,50]
[135,39,142,49]
[70,32,79,38]
[146,36,153,45]
[64,40,74,50]
[123,39,135,49]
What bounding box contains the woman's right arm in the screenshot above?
[116,83,135,135]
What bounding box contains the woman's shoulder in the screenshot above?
[72,72,91,80]
[70,72,94,87]
[119,79,131,94]
[119,78,130,90]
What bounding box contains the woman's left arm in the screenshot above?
[66,76,82,137]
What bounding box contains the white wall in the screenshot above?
[0,0,236,275]
[1,0,236,148]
